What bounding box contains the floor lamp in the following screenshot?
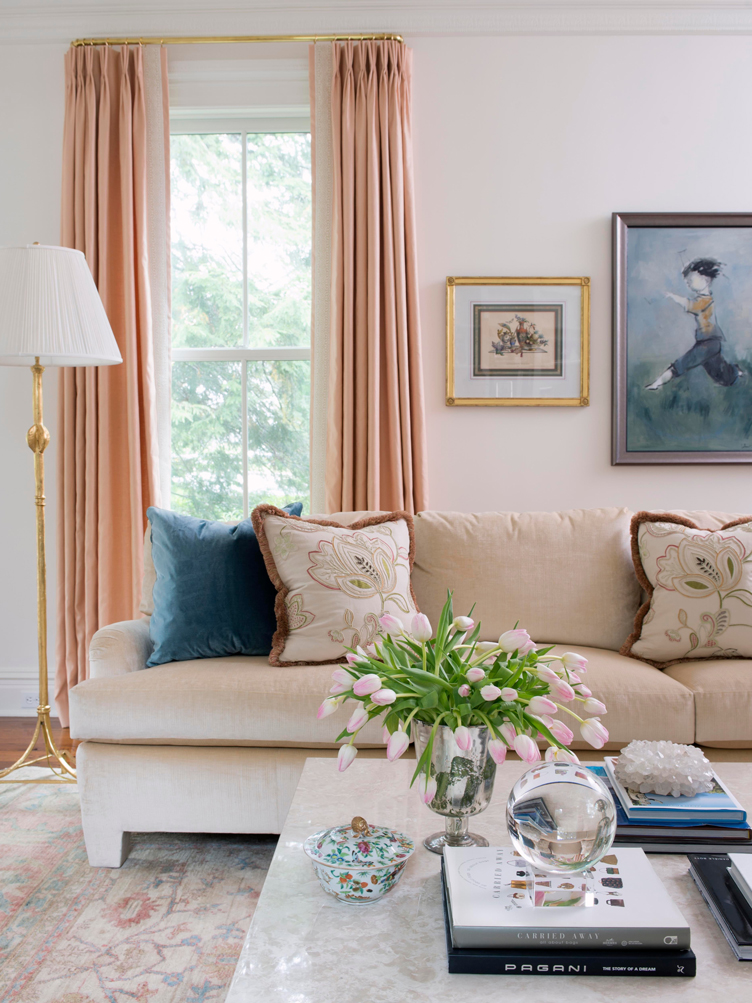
[0,244,122,784]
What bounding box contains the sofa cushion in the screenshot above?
[622,512,752,667]
[663,660,752,747]
[146,503,302,666]
[540,644,695,748]
[252,506,417,665]
[412,508,640,652]
[70,656,387,747]
[69,644,694,749]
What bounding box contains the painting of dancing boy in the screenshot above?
[645,257,744,391]
[618,217,752,459]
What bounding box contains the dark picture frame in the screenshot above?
[613,212,752,464]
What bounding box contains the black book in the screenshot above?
[688,853,752,960]
[440,860,696,977]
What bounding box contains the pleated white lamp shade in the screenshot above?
[0,244,122,367]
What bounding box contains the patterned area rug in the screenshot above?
[0,770,276,1002]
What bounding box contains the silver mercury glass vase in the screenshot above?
[412,721,496,854]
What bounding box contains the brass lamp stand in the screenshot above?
[0,243,120,784]
[0,359,76,783]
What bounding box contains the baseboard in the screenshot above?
[0,667,56,717]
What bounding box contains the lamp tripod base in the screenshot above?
[0,705,77,784]
[0,360,77,785]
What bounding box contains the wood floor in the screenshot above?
[0,717,79,770]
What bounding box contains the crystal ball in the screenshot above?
[506,762,617,874]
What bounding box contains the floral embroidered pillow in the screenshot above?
[622,512,752,667]
[251,506,418,666]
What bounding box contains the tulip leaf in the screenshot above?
[420,690,439,709]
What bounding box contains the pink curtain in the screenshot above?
[327,41,428,514]
[56,45,166,725]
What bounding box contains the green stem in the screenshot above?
[475,709,500,738]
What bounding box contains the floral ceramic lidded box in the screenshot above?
[304,816,415,903]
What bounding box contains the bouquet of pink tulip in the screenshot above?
[317,592,609,785]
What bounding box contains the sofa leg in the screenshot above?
[81,823,132,868]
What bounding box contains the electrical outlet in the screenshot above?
[23,692,38,709]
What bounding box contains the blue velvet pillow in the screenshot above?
[146,503,303,667]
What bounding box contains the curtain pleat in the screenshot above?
[56,44,165,725]
[326,40,428,514]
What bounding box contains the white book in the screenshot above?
[728,853,752,912]
[443,846,690,950]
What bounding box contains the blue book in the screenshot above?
[602,758,746,823]
[588,767,751,837]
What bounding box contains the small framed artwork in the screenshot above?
[613,212,752,464]
[446,277,590,406]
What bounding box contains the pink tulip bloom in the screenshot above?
[561,652,588,673]
[545,745,580,764]
[382,725,391,744]
[514,733,541,763]
[330,681,349,694]
[411,613,433,642]
[500,687,518,702]
[548,719,575,745]
[517,639,537,656]
[539,714,554,728]
[317,697,340,720]
[347,705,369,733]
[458,684,471,698]
[549,677,576,701]
[580,717,609,749]
[371,688,397,706]
[345,650,368,666]
[566,671,581,684]
[582,697,607,716]
[480,684,502,701]
[498,628,532,653]
[338,744,357,772]
[526,696,558,716]
[575,684,592,698]
[488,739,508,765]
[454,726,472,751]
[466,667,486,683]
[535,665,562,684]
[387,729,410,762]
[353,673,382,696]
[452,615,475,632]
[499,721,517,744]
[421,774,438,804]
[475,641,498,662]
[379,613,405,636]
[332,667,354,686]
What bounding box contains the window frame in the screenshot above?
[169,109,312,518]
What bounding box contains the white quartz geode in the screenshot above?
[614,740,714,797]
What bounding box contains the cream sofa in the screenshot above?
[69,507,752,866]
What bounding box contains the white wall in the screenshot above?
[3,29,752,711]
[412,34,752,512]
[0,44,66,714]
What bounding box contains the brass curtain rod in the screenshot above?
[71,33,403,47]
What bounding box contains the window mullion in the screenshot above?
[242,357,249,519]
[242,131,249,517]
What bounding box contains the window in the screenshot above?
[170,128,312,520]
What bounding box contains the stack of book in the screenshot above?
[592,759,752,853]
[689,853,752,960]
[441,846,695,977]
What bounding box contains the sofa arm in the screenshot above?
[88,618,153,679]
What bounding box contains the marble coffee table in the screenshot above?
[226,758,752,1003]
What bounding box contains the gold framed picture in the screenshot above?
[446,276,590,407]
